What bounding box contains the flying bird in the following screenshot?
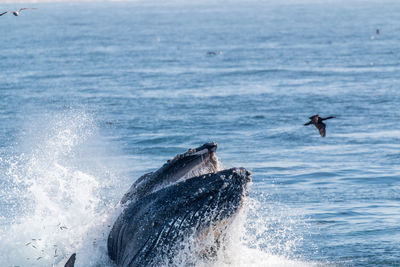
[304,114,335,137]
[0,8,37,17]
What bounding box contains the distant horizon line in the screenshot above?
[0,0,395,4]
[0,0,139,3]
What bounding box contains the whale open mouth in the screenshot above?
[120,142,219,204]
[166,142,220,184]
[160,141,219,184]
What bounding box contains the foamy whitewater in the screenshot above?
[0,111,122,266]
[0,110,314,266]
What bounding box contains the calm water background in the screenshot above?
[1,0,400,266]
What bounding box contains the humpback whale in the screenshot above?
[109,142,251,266]
[108,167,251,266]
[63,142,251,267]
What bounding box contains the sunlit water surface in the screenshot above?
[1,1,400,266]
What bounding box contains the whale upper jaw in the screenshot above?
[108,167,252,266]
[120,142,219,205]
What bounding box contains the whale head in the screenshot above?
[120,142,219,204]
[108,167,251,266]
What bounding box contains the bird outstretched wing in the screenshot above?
[0,11,8,16]
[19,8,37,11]
[321,116,335,121]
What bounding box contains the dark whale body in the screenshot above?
[63,142,251,267]
[108,142,251,266]
[108,167,250,266]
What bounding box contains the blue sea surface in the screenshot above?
[1,1,400,266]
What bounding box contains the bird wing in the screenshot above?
[316,122,326,137]
[304,121,312,126]
[321,116,335,121]
[19,8,37,11]
[0,11,8,16]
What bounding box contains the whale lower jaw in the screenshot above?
[108,167,251,266]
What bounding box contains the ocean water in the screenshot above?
[1,0,400,266]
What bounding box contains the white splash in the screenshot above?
[171,196,319,267]
[0,110,124,267]
[211,197,318,267]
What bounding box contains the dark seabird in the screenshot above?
[206,51,223,56]
[0,8,36,16]
[304,114,335,137]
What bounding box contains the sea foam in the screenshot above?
[0,110,123,266]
